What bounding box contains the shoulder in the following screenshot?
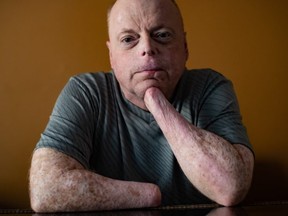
[177,69,232,99]
[183,68,228,84]
[69,72,114,90]
[54,71,117,114]
[63,72,117,99]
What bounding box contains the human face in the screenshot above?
[107,0,188,110]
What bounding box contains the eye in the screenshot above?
[121,36,135,44]
[120,35,139,48]
[153,31,173,43]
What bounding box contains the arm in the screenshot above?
[144,87,254,206]
[29,148,161,213]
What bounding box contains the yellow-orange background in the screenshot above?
[0,0,287,208]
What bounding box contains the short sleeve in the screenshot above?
[197,71,253,152]
[36,75,98,168]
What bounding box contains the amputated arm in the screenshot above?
[144,87,254,206]
[29,148,161,213]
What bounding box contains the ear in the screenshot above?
[106,41,114,69]
[185,41,189,61]
[184,32,189,61]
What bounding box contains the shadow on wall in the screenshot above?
[244,160,288,203]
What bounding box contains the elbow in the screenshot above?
[30,183,64,213]
[30,188,50,213]
[30,193,44,213]
[29,176,48,212]
[216,195,242,207]
[29,177,42,212]
[30,198,43,213]
[212,172,253,206]
[29,178,58,213]
[213,185,249,207]
[30,190,61,213]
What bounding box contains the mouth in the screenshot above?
[136,66,163,75]
[133,67,167,83]
[132,61,166,80]
[142,68,162,75]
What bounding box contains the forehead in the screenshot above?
[108,0,183,32]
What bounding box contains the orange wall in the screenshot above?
[0,0,287,208]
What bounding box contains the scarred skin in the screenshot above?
[30,148,161,212]
[144,87,254,206]
[29,0,254,212]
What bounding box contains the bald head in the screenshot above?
[108,0,181,16]
[107,0,185,36]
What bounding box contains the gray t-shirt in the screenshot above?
[36,69,252,205]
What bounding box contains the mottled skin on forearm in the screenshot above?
[29,148,161,212]
[144,87,254,206]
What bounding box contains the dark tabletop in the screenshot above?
[1,201,288,216]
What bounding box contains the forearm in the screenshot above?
[144,88,253,206]
[30,148,161,212]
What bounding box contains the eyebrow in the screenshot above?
[116,28,138,40]
[119,28,137,35]
[118,25,175,37]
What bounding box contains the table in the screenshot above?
[1,201,288,215]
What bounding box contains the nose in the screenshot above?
[139,35,158,56]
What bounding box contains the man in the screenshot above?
[29,0,254,212]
